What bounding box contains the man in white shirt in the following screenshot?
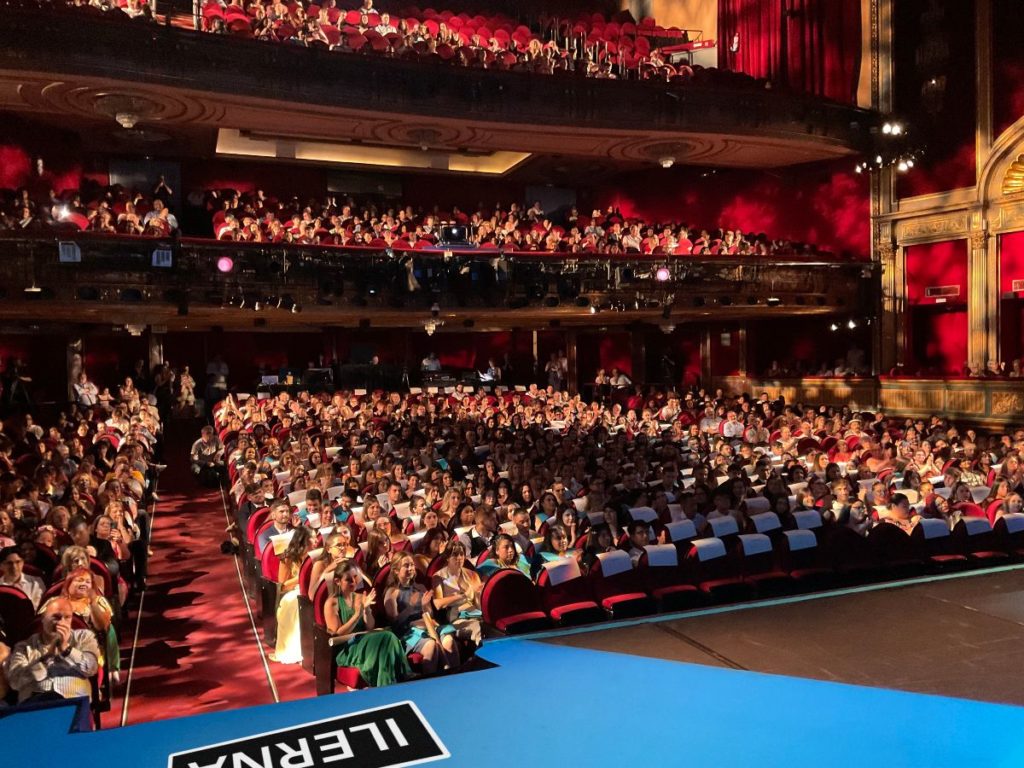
[6,597,99,703]
[721,411,745,439]
[72,371,99,408]
[0,546,44,609]
[421,352,442,372]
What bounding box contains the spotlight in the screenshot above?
[217,256,234,273]
[882,122,892,134]
[907,159,914,168]
[854,164,863,173]
[659,156,675,169]
[655,267,671,282]
[829,323,839,332]
[847,319,857,329]
[897,160,908,173]
[589,305,598,314]
[875,155,883,165]
[766,296,781,307]
[891,123,903,135]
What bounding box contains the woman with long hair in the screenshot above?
[430,541,483,645]
[384,551,458,675]
[272,525,313,664]
[325,558,410,687]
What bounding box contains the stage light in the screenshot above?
[659,156,675,169]
[829,322,839,332]
[891,123,903,135]
[655,267,671,282]
[847,319,857,329]
[882,122,892,134]
[897,160,909,172]
[217,256,234,273]
[766,296,781,307]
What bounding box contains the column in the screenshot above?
[975,0,993,181]
[700,327,712,387]
[968,230,997,367]
[876,241,900,374]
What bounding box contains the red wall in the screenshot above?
[993,0,1024,140]
[1000,232,1024,295]
[589,158,869,259]
[0,115,107,197]
[893,0,977,198]
[905,240,968,305]
[577,330,632,379]
[906,306,968,375]
[709,323,742,376]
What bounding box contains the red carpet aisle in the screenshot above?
[116,422,313,727]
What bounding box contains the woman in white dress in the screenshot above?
[272,525,313,664]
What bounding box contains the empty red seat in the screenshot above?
[481,568,551,634]
[637,544,701,610]
[910,518,967,569]
[735,533,791,595]
[537,557,603,626]
[779,529,833,588]
[588,549,654,618]
[683,537,751,602]
[952,517,1009,563]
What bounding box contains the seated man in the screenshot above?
[256,500,293,555]
[0,545,44,609]
[190,425,224,487]
[6,597,100,703]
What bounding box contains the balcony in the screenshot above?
[0,4,875,168]
[0,231,869,330]
[717,376,1024,427]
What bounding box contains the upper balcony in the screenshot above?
[0,3,877,171]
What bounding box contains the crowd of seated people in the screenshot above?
[0,367,163,718]
[0,179,834,258]
[197,1,736,85]
[12,0,760,88]
[213,379,1024,691]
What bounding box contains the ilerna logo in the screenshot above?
[168,701,449,768]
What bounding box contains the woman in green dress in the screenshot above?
[324,559,410,687]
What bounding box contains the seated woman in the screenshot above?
[308,530,358,600]
[57,566,118,681]
[579,524,615,573]
[476,533,531,579]
[430,541,483,645]
[881,493,919,534]
[530,522,575,578]
[363,529,393,583]
[374,515,410,552]
[325,559,410,687]
[384,552,459,675]
[273,525,313,664]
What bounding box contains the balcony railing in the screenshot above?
[0,4,875,145]
[0,231,870,314]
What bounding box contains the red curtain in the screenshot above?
[718,0,861,104]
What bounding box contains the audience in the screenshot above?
[0,182,837,259]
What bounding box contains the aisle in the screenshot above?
[116,421,313,726]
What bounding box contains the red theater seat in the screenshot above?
[588,549,655,619]
[480,568,551,634]
[537,557,604,626]
[637,544,702,611]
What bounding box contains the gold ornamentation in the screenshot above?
[896,213,970,243]
[969,231,988,250]
[1001,154,1024,196]
[991,391,1024,416]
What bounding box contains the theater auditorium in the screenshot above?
[2,0,1024,765]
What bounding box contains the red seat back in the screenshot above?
[246,507,271,544]
[480,568,544,625]
[0,586,37,645]
[261,542,283,581]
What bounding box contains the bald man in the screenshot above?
[6,597,99,703]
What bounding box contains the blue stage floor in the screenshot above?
[4,638,1024,767]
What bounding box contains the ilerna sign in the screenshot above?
[168,702,449,768]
